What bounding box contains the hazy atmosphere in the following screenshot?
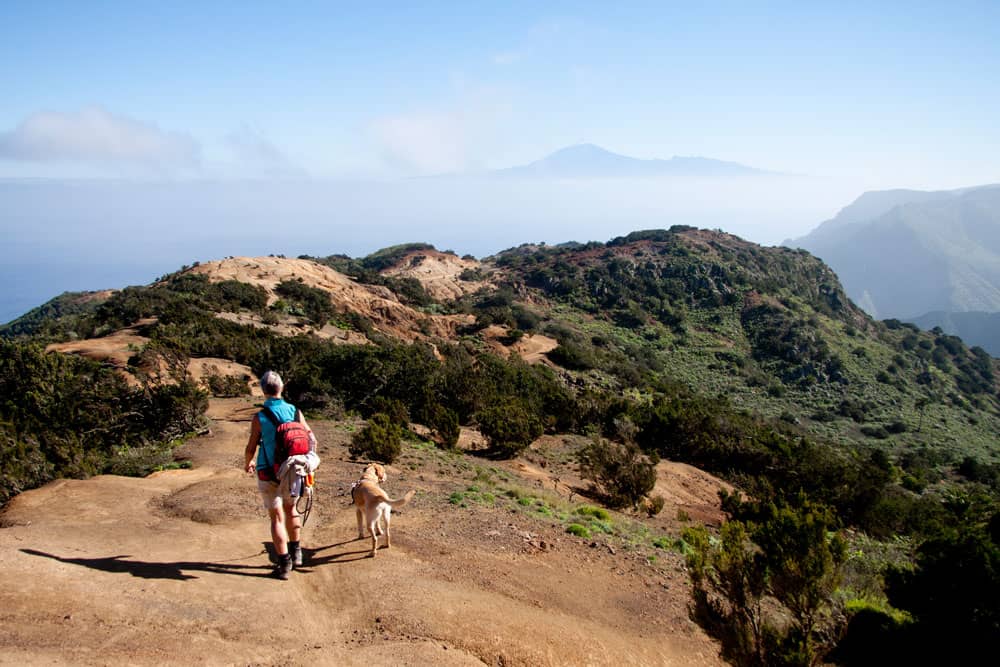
[6,4,1000,663]
[3,1,1000,321]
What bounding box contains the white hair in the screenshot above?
[260,371,283,396]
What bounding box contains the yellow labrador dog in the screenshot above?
[350,463,415,557]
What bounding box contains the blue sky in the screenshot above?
[2,1,999,186]
[4,1,1000,323]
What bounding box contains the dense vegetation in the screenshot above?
[0,340,207,504]
[3,228,999,664]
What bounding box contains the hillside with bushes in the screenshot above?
[3,226,999,664]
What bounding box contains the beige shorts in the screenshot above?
[257,479,297,512]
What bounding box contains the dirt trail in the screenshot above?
[0,399,722,666]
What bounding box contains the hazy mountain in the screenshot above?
[909,310,1000,356]
[492,143,776,179]
[786,184,1000,320]
[0,174,854,325]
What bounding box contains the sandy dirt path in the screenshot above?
[0,398,722,666]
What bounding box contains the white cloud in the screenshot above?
[224,126,289,166]
[0,107,199,168]
[370,111,471,175]
[369,87,513,176]
[219,125,308,179]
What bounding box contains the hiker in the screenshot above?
[244,371,316,579]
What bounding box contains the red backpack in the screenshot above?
[258,406,311,482]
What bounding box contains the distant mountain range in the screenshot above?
[469,143,777,179]
[787,184,1000,316]
[786,184,1000,353]
[909,310,1000,356]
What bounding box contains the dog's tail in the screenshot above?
[388,490,416,509]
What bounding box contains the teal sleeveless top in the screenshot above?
[257,397,298,470]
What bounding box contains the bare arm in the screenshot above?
[297,410,317,454]
[297,409,311,432]
[244,414,261,474]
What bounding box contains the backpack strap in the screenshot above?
[258,405,304,481]
[260,405,301,426]
[257,407,284,480]
[260,405,284,427]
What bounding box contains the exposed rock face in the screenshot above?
[187,256,473,341]
[381,249,486,301]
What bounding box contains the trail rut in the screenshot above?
[0,398,722,666]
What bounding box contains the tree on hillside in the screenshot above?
[578,436,656,508]
[685,497,847,666]
[475,402,542,458]
[883,510,1000,664]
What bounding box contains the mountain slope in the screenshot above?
[787,184,1000,319]
[493,143,774,179]
[5,228,999,665]
[11,229,1000,472]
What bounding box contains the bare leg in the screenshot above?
[285,500,301,544]
[269,506,288,556]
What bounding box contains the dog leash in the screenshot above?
[296,473,315,526]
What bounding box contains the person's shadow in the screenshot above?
[21,548,274,581]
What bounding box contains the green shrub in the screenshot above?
[861,425,890,439]
[886,420,908,434]
[0,341,208,503]
[275,280,335,325]
[475,402,543,458]
[349,413,402,463]
[427,405,460,448]
[578,437,656,508]
[566,523,591,538]
[686,498,848,666]
[370,396,409,426]
[576,505,611,521]
[205,372,250,397]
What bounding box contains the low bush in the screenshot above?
[646,495,668,520]
[576,505,611,521]
[475,402,543,458]
[426,404,460,448]
[578,436,656,508]
[205,372,250,397]
[349,413,402,463]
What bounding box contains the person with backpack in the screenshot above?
[244,371,316,580]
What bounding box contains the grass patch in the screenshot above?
[566,523,591,538]
[651,536,671,550]
[576,505,611,521]
[589,519,614,534]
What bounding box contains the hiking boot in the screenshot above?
[275,555,293,580]
[292,546,303,568]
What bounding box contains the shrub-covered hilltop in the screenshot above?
[3,229,998,665]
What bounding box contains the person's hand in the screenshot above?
[245,460,256,475]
